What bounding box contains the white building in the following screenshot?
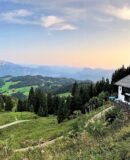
[115,75,130,104]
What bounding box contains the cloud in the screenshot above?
[41,16,64,28]
[5,0,82,6]
[65,8,87,21]
[104,5,130,20]
[41,16,77,30]
[0,10,77,31]
[94,16,113,23]
[0,9,34,24]
[0,0,85,30]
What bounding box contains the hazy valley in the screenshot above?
[0,61,113,81]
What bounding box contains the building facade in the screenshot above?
[115,75,130,105]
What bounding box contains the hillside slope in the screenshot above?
[0,105,129,160]
[0,75,76,98]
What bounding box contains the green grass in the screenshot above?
[7,106,130,160]
[14,86,37,96]
[0,81,37,96]
[0,82,18,94]
[0,76,74,97]
[0,115,76,149]
[58,92,72,97]
[0,104,110,150]
[0,112,37,126]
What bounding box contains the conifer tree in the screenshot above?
[17,99,23,112]
[34,88,42,114]
[17,99,27,112]
[38,105,44,117]
[72,81,79,97]
[28,87,35,112]
[52,96,60,115]
[47,93,53,114]
[0,96,4,111]
[35,88,48,116]
[57,99,69,123]
[41,93,48,116]
[5,97,14,111]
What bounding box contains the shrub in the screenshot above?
[86,120,107,139]
[105,108,124,125]
[69,116,85,137]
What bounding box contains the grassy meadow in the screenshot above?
[0,115,77,149]
[0,75,75,97]
[1,105,130,160]
[58,92,72,97]
[0,81,37,96]
[0,104,115,160]
[0,112,37,126]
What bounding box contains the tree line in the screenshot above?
[0,95,14,111]
[112,65,130,84]
[111,65,130,92]
[16,78,111,123]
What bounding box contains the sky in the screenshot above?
[0,0,130,69]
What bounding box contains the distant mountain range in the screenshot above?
[0,61,113,81]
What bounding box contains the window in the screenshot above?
[122,87,130,95]
[125,95,130,102]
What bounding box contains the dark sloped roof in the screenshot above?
[115,75,130,88]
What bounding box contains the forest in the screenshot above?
[0,65,129,124]
[0,78,111,123]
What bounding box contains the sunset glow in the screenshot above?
[0,0,130,69]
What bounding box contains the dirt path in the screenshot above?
[14,136,63,152]
[14,106,115,153]
[0,120,30,130]
[85,106,115,127]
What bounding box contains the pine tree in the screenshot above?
[0,96,4,111]
[72,81,79,97]
[41,93,48,116]
[17,99,23,112]
[5,97,14,111]
[34,88,42,114]
[88,83,94,98]
[69,95,81,114]
[47,93,53,114]
[105,78,111,93]
[57,99,69,123]
[52,96,60,115]
[23,100,28,111]
[80,87,90,105]
[17,99,27,112]
[35,88,48,116]
[28,87,35,112]
[38,105,44,117]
